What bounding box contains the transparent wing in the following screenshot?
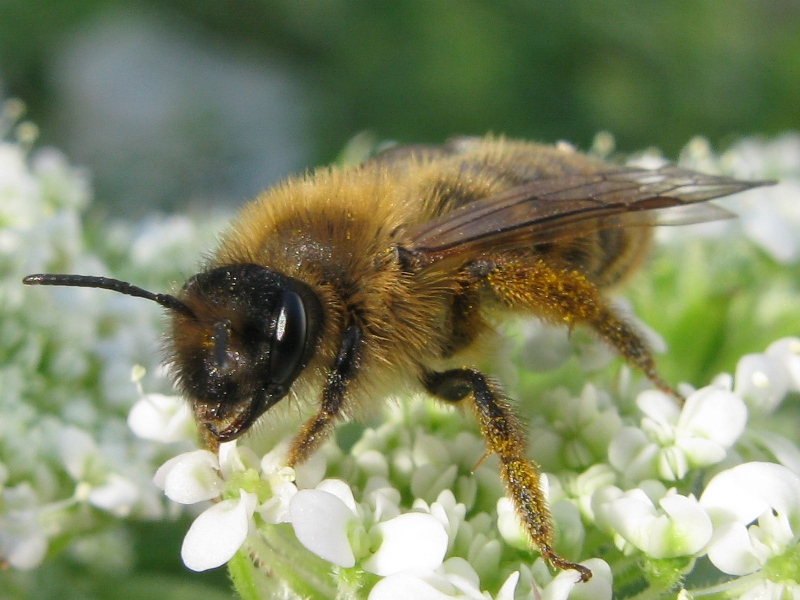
[405,165,769,263]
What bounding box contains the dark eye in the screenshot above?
[269,290,308,386]
[212,319,233,373]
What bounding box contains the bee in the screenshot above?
[23,136,767,582]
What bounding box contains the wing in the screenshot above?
[403,164,771,264]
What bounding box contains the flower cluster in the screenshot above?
[2,108,800,599]
[0,100,216,586]
[0,100,153,573]
[141,337,799,599]
[148,400,614,599]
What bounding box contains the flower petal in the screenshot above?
[257,480,297,524]
[495,571,520,600]
[748,430,800,475]
[608,427,658,480]
[497,497,528,550]
[218,441,260,478]
[676,437,725,468]
[0,509,48,570]
[181,490,256,571]
[766,337,800,391]
[58,426,99,481]
[740,580,800,600]
[706,521,762,575]
[604,489,711,558]
[315,478,358,513]
[566,558,614,600]
[368,570,458,600]
[363,512,448,576]
[293,449,328,489]
[290,489,356,568]
[677,387,747,448]
[439,557,484,597]
[734,353,790,415]
[655,493,713,556]
[154,450,223,504]
[700,462,800,525]
[127,393,194,443]
[638,390,681,425]
[87,473,139,516]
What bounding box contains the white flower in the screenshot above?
[595,484,712,559]
[0,483,48,570]
[368,557,493,600]
[181,490,258,572]
[724,133,800,181]
[127,392,194,443]
[733,180,800,263]
[410,431,460,502]
[516,558,613,600]
[570,464,618,522]
[419,490,498,582]
[363,512,449,575]
[709,135,800,263]
[735,352,792,416]
[31,147,91,212]
[529,385,622,471]
[290,477,449,575]
[519,321,576,372]
[0,141,44,229]
[609,385,747,481]
[413,490,465,553]
[154,441,275,571]
[257,444,305,524]
[496,495,586,569]
[765,337,800,392]
[154,450,224,504]
[59,426,139,517]
[369,557,604,600]
[725,339,800,473]
[289,486,359,568]
[700,462,800,577]
[81,474,140,517]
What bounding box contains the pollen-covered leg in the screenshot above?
[422,368,592,582]
[485,258,678,398]
[287,325,362,467]
[589,305,678,399]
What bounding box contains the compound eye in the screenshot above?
[269,290,308,387]
[212,319,233,373]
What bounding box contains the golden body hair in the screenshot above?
[209,137,650,420]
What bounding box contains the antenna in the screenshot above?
[22,274,196,319]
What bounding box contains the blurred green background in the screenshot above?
[1,0,799,216]
[1,3,799,598]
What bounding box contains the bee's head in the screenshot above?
[170,264,322,441]
[23,264,323,443]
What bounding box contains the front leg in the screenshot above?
[422,368,592,583]
[287,325,363,467]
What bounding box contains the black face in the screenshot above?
[170,264,323,441]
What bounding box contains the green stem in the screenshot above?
[229,524,343,599]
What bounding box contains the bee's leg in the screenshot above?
[421,368,592,583]
[485,258,678,397]
[287,325,362,467]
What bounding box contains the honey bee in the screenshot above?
[23,136,767,582]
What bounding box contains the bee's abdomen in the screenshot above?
[584,227,651,288]
[537,226,652,289]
